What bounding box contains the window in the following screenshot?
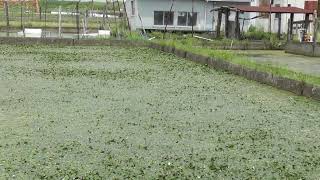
[188,12,197,26]
[177,12,197,26]
[154,11,164,25]
[178,12,187,26]
[164,11,174,25]
[275,4,280,18]
[154,11,174,25]
[131,0,135,15]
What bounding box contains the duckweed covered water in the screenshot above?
[0,45,320,179]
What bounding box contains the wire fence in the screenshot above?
[0,1,130,39]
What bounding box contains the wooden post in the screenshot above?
[305,13,310,31]
[116,0,122,34]
[76,1,80,40]
[58,6,62,38]
[224,9,229,38]
[216,10,222,38]
[313,10,318,44]
[163,0,174,39]
[268,1,272,33]
[103,0,107,28]
[112,0,118,37]
[289,13,294,41]
[122,0,131,32]
[191,0,194,37]
[278,13,281,39]
[39,7,41,20]
[44,0,47,38]
[20,0,23,31]
[235,10,240,39]
[4,0,9,37]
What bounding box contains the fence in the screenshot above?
[0,0,130,39]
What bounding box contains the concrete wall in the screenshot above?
[285,42,320,57]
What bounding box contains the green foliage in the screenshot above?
[244,25,271,40]
[0,44,320,179]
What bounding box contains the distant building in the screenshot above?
[125,0,251,32]
[0,0,40,12]
[249,0,317,33]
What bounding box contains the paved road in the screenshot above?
[239,50,320,77]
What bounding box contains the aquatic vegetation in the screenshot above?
[0,45,319,179]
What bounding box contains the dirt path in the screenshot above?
[0,45,320,179]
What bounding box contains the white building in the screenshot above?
[249,0,315,33]
[125,0,251,32]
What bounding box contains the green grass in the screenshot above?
[156,38,320,86]
[0,44,320,179]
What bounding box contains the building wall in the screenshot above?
[126,0,251,32]
[126,0,214,31]
[249,0,309,34]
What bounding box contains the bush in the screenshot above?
[244,25,271,40]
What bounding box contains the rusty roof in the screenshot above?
[232,5,314,14]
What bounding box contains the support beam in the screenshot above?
[305,13,310,31]
[278,14,281,39]
[123,0,131,32]
[224,9,230,38]
[216,10,222,38]
[76,1,80,40]
[289,13,294,41]
[235,10,240,39]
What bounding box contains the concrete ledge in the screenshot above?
[303,84,320,100]
[285,42,320,57]
[174,49,187,58]
[185,52,208,65]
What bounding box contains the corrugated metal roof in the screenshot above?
[232,5,313,14]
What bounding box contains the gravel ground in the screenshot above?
[0,45,320,179]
